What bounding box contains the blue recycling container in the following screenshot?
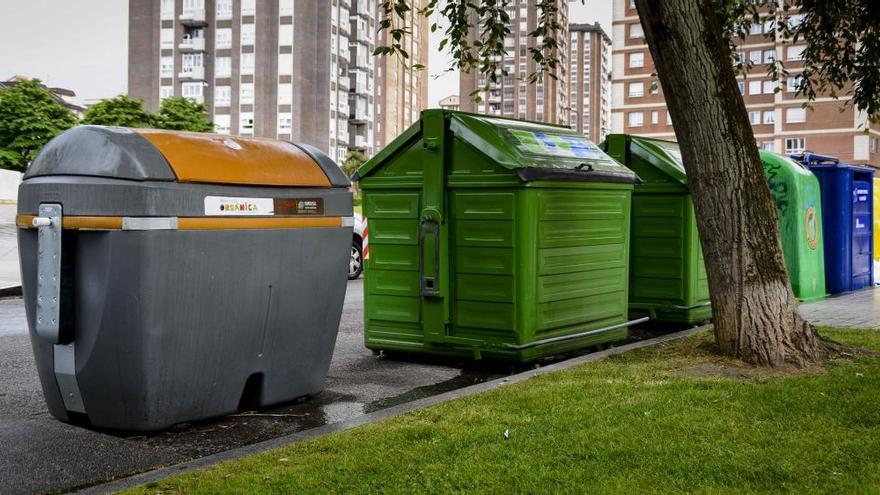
[791,153,874,294]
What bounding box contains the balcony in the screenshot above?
[178,67,205,80]
[356,1,373,19]
[179,9,207,26]
[350,135,369,150]
[350,108,370,124]
[338,76,350,91]
[178,37,205,51]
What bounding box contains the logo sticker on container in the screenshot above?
[205,196,274,216]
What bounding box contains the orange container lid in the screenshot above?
[136,129,331,188]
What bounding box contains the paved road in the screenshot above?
[0,204,19,288]
[0,280,519,495]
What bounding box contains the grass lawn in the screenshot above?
[130,328,880,494]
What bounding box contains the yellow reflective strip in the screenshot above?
[176,216,342,230]
[16,214,124,230]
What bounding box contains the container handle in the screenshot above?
[34,203,63,344]
[419,219,441,298]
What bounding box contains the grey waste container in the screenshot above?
[16,126,352,431]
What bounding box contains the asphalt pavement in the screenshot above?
[0,279,516,495]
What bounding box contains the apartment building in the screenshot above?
[458,0,570,125]
[438,95,460,111]
[569,23,612,143]
[610,0,879,164]
[374,1,429,149]
[128,0,377,162]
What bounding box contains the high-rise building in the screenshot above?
[374,0,429,149]
[458,0,570,125]
[611,0,880,164]
[128,0,376,162]
[569,23,612,143]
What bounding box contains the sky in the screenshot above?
[0,1,612,106]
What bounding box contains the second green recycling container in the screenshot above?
[356,110,641,361]
[602,135,710,323]
[602,135,826,324]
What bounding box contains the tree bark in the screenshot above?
[634,0,831,366]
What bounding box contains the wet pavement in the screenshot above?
[0,204,19,288]
[0,280,525,495]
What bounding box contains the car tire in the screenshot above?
[348,240,363,280]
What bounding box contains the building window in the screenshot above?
[785,137,806,154]
[160,56,174,77]
[749,50,762,65]
[762,142,775,151]
[666,111,673,126]
[182,53,203,72]
[738,81,745,94]
[279,24,293,46]
[181,82,203,102]
[160,28,174,48]
[215,56,231,78]
[241,0,255,15]
[748,111,761,125]
[628,82,644,98]
[786,76,803,93]
[216,0,232,19]
[629,24,644,39]
[278,53,293,76]
[763,49,776,64]
[240,83,254,104]
[629,52,644,69]
[762,80,776,94]
[160,0,174,19]
[241,24,256,46]
[651,111,659,125]
[241,53,255,75]
[216,28,232,49]
[214,114,231,134]
[787,45,806,61]
[214,86,231,107]
[160,86,173,100]
[749,80,762,95]
[240,113,254,135]
[278,83,292,104]
[786,107,806,123]
[278,113,292,133]
[628,112,644,128]
[279,0,294,16]
[763,111,775,125]
[749,22,763,35]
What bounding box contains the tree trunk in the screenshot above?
[633,0,831,366]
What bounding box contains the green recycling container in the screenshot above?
[355,110,641,361]
[760,151,826,301]
[601,135,711,324]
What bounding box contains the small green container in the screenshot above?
[759,151,827,301]
[602,135,711,324]
[356,110,640,361]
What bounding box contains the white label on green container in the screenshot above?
[508,129,603,160]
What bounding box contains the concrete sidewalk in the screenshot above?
[801,287,880,329]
